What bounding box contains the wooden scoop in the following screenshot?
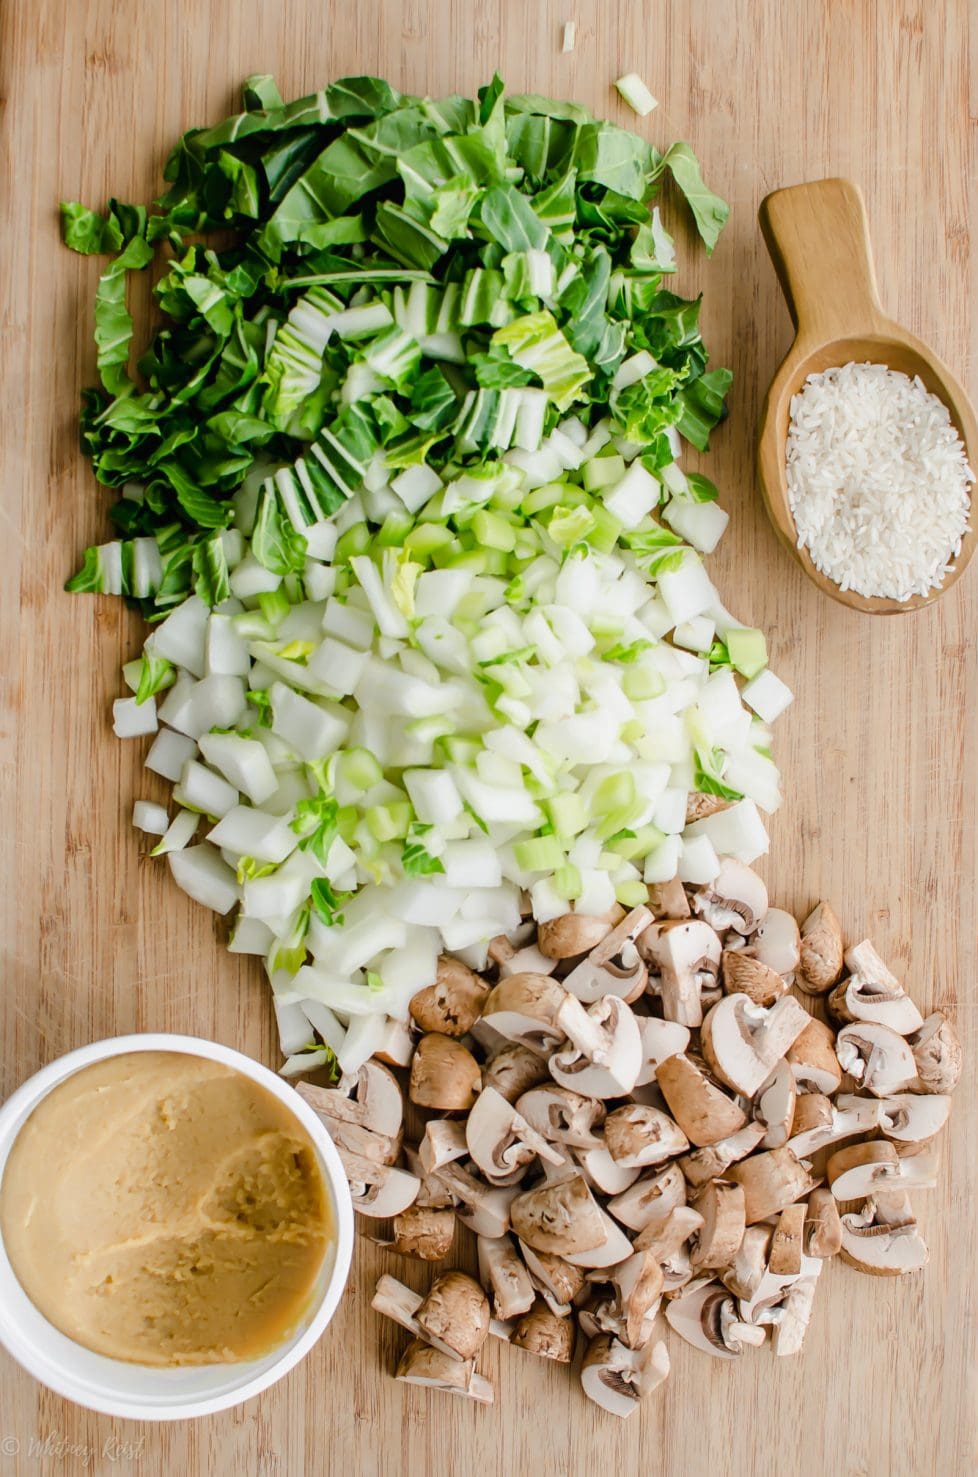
[757,177,977,614]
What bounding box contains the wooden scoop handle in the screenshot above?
[759,178,886,346]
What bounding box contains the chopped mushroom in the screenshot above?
[640,921,722,1026]
[335,1148,420,1217]
[510,1173,608,1257]
[728,1147,818,1225]
[834,1022,918,1097]
[754,1059,797,1149]
[296,1059,404,1139]
[537,906,623,960]
[415,1271,491,1360]
[480,972,569,1056]
[518,1240,586,1314]
[750,908,801,980]
[908,1012,962,1095]
[878,1092,952,1149]
[433,1161,520,1239]
[768,1203,806,1275]
[395,1338,494,1403]
[655,1053,748,1146]
[477,1234,535,1320]
[678,1121,767,1188]
[721,949,786,1005]
[786,1093,881,1158]
[580,1333,670,1417]
[562,908,652,1004]
[515,1083,606,1148]
[804,1189,842,1258]
[418,1118,468,1177]
[603,1103,689,1168]
[647,875,691,920]
[409,955,491,1037]
[549,994,643,1097]
[575,1145,641,1197]
[665,1279,764,1359]
[606,1161,687,1232]
[633,1205,704,1259]
[481,1041,551,1103]
[839,1197,929,1276]
[465,1085,564,1184]
[511,1300,576,1361]
[409,1033,482,1110]
[691,859,768,935]
[796,901,844,993]
[700,993,810,1097]
[688,1180,746,1271]
[785,1017,843,1095]
[633,1016,691,1085]
[372,1206,456,1261]
[828,943,923,1035]
[720,1224,774,1300]
[826,1141,938,1199]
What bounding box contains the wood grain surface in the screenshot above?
[0,2,975,1474]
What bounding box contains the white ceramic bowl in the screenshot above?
[0,1033,354,1420]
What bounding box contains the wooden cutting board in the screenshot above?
[1,2,975,1473]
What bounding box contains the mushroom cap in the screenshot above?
[296,1058,404,1138]
[562,952,648,1006]
[511,1300,576,1361]
[720,1223,774,1300]
[826,1140,938,1199]
[604,1103,690,1168]
[515,1083,606,1148]
[433,1161,519,1239]
[655,1052,748,1147]
[835,1022,917,1097]
[878,1092,952,1146]
[828,970,923,1037]
[388,1206,456,1260]
[678,1121,766,1189]
[580,1334,670,1417]
[721,949,786,1005]
[481,1041,551,1103]
[797,901,844,993]
[562,1209,635,1269]
[481,972,569,1055]
[409,1033,482,1110]
[416,1271,490,1360]
[409,955,490,1037]
[647,875,691,920]
[606,1161,687,1232]
[550,995,643,1098]
[786,1017,843,1094]
[728,1147,818,1225]
[840,1202,929,1276]
[641,920,722,1027]
[751,908,801,978]
[700,993,809,1098]
[692,860,769,935]
[517,1240,587,1306]
[395,1338,494,1403]
[418,1118,468,1176]
[337,1149,421,1217]
[786,1094,882,1159]
[537,907,623,960]
[633,1205,704,1259]
[908,1012,962,1095]
[510,1173,608,1256]
[768,1203,806,1275]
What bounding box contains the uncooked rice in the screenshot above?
[784,361,974,600]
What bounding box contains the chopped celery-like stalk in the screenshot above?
[727,627,768,679]
[514,834,566,871]
[546,792,589,837]
[553,863,583,900]
[616,879,651,907]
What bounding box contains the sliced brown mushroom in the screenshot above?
[562,1210,635,1270]
[575,1145,641,1197]
[604,1103,689,1169]
[549,994,642,1098]
[828,941,923,1035]
[372,1206,456,1261]
[878,1092,952,1150]
[511,1299,576,1361]
[537,906,623,960]
[907,1012,962,1095]
[480,972,569,1056]
[691,859,768,935]
[373,1017,416,1068]
[588,1250,664,1349]
[839,1197,929,1276]
[804,1189,842,1258]
[395,1338,494,1403]
[768,1203,806,1275]
[403,1144,455,1210]
[750,908,801,981]
[720,1223,774,1301]
[465,1085,564,1184]
[633,1016,691,1086]
[418,1118,468,1178]
[757,1272,821,1355]
[655,1053,748,1147]
[409,955,490,1037]
[515,1083,606,1149]
[640,920,722,1026]
[727,1147,818,1225]
[632,1204,704,1259]
[606,1161,687,1233]
[562,907,652,1004]
[665,1279,763,1359]
[517,1240,586,1315]
[785,1092,881,1158]
[647,875,691,920]
[754,1059,797,1149]
[409,1033,482,1110]
[688,1180,746,1271]
[785,1017,843,1095]
[510,1173,609,1257]
[826,1141,938,1199]
[296,1059,404,1139]
[796,901,844,994]
[678,1121,767,1188]
[416,1271,490,1360]
[700,993,810,1097]
[477,1234,535,1320]
[335,1147,420,1218]
[721,949,786,1005]
[481,1041,551,1103]
[834,1022,918,1097]
[580,1333,670,1417]
[433,1161,520,1239]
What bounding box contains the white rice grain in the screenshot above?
[784,361,974,600]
